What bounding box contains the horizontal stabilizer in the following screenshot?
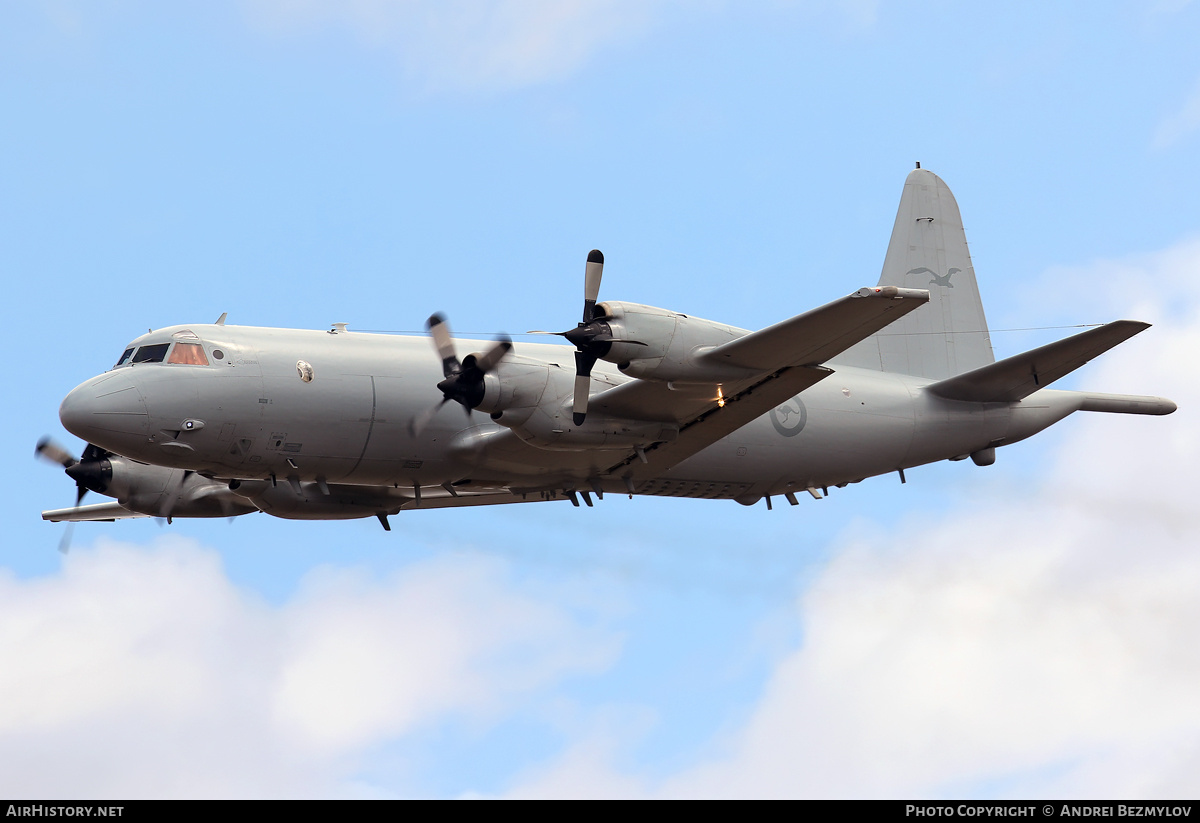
[926,320,1149,403]
[698,286,930,371]
[42,502,149,522]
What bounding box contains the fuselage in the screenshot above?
[59,322,1080,506]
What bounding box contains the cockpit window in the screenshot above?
[168,342,210,365]
[132,343,170,364]
[115,348,134,367]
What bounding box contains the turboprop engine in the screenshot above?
[591,300,762,384]
[36,438,257,547]
[530,251,764,426]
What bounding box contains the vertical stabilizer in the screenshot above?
[833,168,994,379]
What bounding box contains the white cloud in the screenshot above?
[501,237,1200,798]
[0,540,618,798]
[243,0,657,93]
[1153,76,1200,149]
[240,1,879,93]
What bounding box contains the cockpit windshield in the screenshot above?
[168,342,209,365]
[131,343,171,363]
[115,335,214,368]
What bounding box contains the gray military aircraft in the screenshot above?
[38,168,1176,533]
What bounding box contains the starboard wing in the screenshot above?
[590,286,930,480]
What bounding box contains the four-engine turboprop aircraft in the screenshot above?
[38,168,1176,533]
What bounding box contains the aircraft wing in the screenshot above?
[695,285,929,372]
[42,502,150,522]
[600,364,833,482]
[591,286,930,480]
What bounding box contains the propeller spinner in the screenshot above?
[410,313,512,436]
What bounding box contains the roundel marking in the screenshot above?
[770,397,807,437]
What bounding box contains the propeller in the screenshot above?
[531,250,644,426]
[157,469,194,522]
[35,438,111,553]
[410,313,512,436]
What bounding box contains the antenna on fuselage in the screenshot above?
[215,312,227,325]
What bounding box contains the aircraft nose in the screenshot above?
[59,371,149,446]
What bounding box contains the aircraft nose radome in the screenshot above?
[59,372,149,445]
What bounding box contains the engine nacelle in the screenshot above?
[475,360,551,420]
[83,454,256,518]
[596,301,759,384]
[482,359,678,451]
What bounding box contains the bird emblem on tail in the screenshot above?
[907,266,960,288]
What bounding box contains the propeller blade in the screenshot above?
[427,313,460,377]
[158,470,193,520]
[583,249,604,323]
[80,443,109,463]
[36,437,77,468]
[418,312,513,424]
[54,481,90,555]
[58,522,76,555]
[573,374,591,426]
[472,335,513,374]
[409,397,451,437]
[586,333,646,346]
[573,349,598,426]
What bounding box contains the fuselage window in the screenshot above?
[115,348,134,367]
[132,343,170,363]
[168,342,210,365]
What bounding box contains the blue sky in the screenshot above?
[3,0,1199,798]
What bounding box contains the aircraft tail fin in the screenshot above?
[926,320,1150,403]
[833,168,995,379]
